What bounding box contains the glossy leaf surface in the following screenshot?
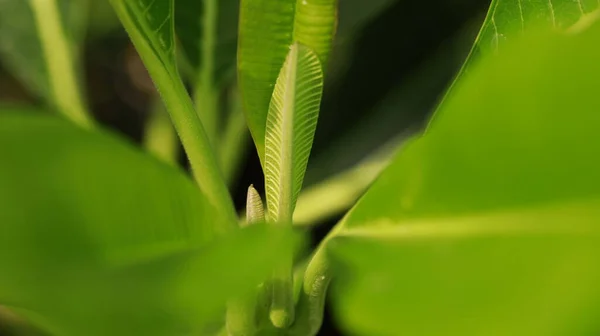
[238,0,336,164]
[0,112,296,336]
[329,24,600,336]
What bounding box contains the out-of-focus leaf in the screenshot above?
[110,0,236,220]
[326,24,600,335]
[0,112,298,336]
[174,0,239,86]
[0,0,48,98]
[238,0,337,165]
[0,0,87,101]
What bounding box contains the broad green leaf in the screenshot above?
[324,24,600,336]
[0,0,91,126]
[109,0,236,222]
[238,0,337,165]
[330,227,600,336]
[301,0,600,228]
[265,43,324,224]
[462,0,599,73]
[0,112,297,336]
[175,0,239,86]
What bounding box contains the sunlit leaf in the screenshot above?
[238,0,336,165]
[325,24,600,336]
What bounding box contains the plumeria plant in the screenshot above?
[1,0,600,335]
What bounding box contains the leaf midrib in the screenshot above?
[338,197,600,240]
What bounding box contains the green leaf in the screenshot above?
[238,0,337,165]
[0,0,91,127]
[109,0,236,224]
[324,24,600,336]
[461,0,600,75]
[0,112,298,336]
[265,43,324,224]
[330,226,600,336]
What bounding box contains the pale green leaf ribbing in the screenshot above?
[265,43,324,225]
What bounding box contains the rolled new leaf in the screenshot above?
[264,43,324,328]
[225,185,266,335]
[245,184,265,226]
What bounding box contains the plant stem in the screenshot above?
[143,98,178,165]
[110,0,236,230]
[29,0,93,128]
[288,224,343,336]
[194,0,219,146]
[220,88,249,187]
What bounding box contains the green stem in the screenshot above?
[29,0,93,128]
[143,98,178,165]
[194,0,219,146]
[288,223,344,336]
[220,88,250,187]
[110,0,236,230]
